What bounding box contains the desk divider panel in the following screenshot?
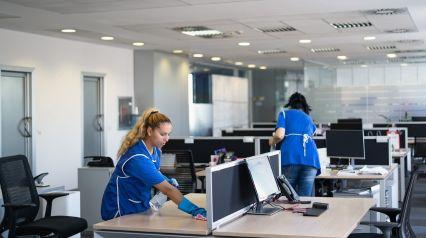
[221,128,274,137]
[364,127,408,149]
[162,137,256,164]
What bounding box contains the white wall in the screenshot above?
[134,51,190,136]
[0,28,133,189]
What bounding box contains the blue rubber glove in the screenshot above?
[178,197,207,219]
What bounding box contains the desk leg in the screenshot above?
[400,157,406,202]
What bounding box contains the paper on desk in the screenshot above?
[358,166,388,175]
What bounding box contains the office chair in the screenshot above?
[0,155,87,238]
[161,150,196,195]
[348,166,423,238]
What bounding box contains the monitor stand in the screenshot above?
[247,201,282,216]
[346,158,356,171]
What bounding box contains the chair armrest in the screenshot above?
[2,203,37,208]
[369,207,401,222]
[39,192,69,217]
[360,221,399,238]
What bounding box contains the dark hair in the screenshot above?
[284,92,311,115]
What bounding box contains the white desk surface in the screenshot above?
[392,149,408,158]
[93,193,209,236]
[317,164,397,180]
[214,196,375,238]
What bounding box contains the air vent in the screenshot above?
[395,39,424,45]
[394,49,426,54]
[345,60,366,65]
[366,45,397,51]
[387,58,404,63]
[403,55,426,60]
[257,49,287,55]
[255,25,297,33]
[385,28,414,34]
[363,8,407,16]
[330,21,372,29]
[310,48,340,53]
[0,13,20,20]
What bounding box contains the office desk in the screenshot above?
[93,193,210,238]
[214,196,375,238]
[94,194,374,238]
[317,164,398,210]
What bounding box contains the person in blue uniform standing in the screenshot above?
[269,92,320,196]
[101,108,206,220]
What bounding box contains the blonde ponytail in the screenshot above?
[117,108,171,158]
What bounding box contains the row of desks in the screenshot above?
[94,193,376,238]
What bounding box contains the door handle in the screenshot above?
[18,117,32,138]
[96,114,104,132]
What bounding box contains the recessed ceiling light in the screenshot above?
[247,64,256,68]
[401,63,408,67]
[173,49,183,54]
[238,42,250,46]
[363,36,376,41]
[337,55,348,60]
[235,62,243,66]
[132,42,144,46]
[101,36,114,41]
[361,64,368,67]
[290,57,300,62]
[299,39,311,44]
[211,57,221,61]
[192,53,203,58]
[259,66,267,70]
[387,53,397,58]
[61,29,76,33]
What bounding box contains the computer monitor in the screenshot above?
[245,155,281,215]
[330,123,362,130]
[412,116,426,122]
[337,118,363,124]
[326,130,365,159]
[355,137,391,166]
[394,123,426,138]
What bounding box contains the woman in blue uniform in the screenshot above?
[269,92,320,196]
[101,108,206,220]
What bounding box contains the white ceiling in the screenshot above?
[1,0,426,69]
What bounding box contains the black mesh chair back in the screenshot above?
[0,155,39,230]
[398,172,417,238]
[402,168,426,238]
[161,150,196,195]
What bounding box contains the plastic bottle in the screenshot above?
[149,192,168,211]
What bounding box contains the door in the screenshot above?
[0,71,32,166]
[83,76,104,157]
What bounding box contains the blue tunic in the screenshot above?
[101,140,165,220]
[276,109,321,174]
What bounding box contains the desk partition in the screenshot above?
[221,128,274,137]
[163,137,256,164]
[252,122,276,128]
[364,127,408,149]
